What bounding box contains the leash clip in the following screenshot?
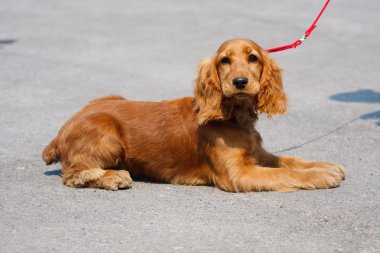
[266,0,330,53]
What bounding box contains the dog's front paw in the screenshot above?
[298,164,346,189]
[312,162,346,180]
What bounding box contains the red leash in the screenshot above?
[266,0,331,53]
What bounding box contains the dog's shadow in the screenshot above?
[329,89,380,126]
[43,168,165,186]
[44,169,62,176]
[0,39,16,49]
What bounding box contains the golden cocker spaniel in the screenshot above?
[43,39,345,192]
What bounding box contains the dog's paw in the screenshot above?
[89,170,133,191]
[311,162,346,180]
[298,164,346,189]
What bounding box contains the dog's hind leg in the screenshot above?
[64,167,133,191]
[88,170,132,190]
[59,113,133,190]
[62,163,133,191]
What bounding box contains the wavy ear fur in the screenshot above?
[258,51,287,115]
[194,58,225,125]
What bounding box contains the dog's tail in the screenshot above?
[42,136,60,165]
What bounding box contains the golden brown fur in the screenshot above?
[42,39,345,192]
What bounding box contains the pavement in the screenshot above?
[0,0,379,252]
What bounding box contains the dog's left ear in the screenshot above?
[257,51,287,115]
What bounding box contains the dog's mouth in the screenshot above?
[222,91,252,100]
[233,93,251,100]
[222,82,258,99]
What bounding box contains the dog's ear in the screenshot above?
[194,58,224,125]
[257,51,287,116]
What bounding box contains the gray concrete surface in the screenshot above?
[0,0,379,252]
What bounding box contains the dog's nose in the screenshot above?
[232,77,248,90]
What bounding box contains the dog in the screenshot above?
[42,38,345,192]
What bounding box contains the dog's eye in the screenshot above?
[220,57,230,64]
[248,54,258,62]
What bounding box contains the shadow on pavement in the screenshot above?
[360,110,380,126]
[44,169,61,176]
[43,168,169,186]
[329,89,380,126]
[276,89,379,153]
[0,39,17,49]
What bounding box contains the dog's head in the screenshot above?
[194,38,287,125]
